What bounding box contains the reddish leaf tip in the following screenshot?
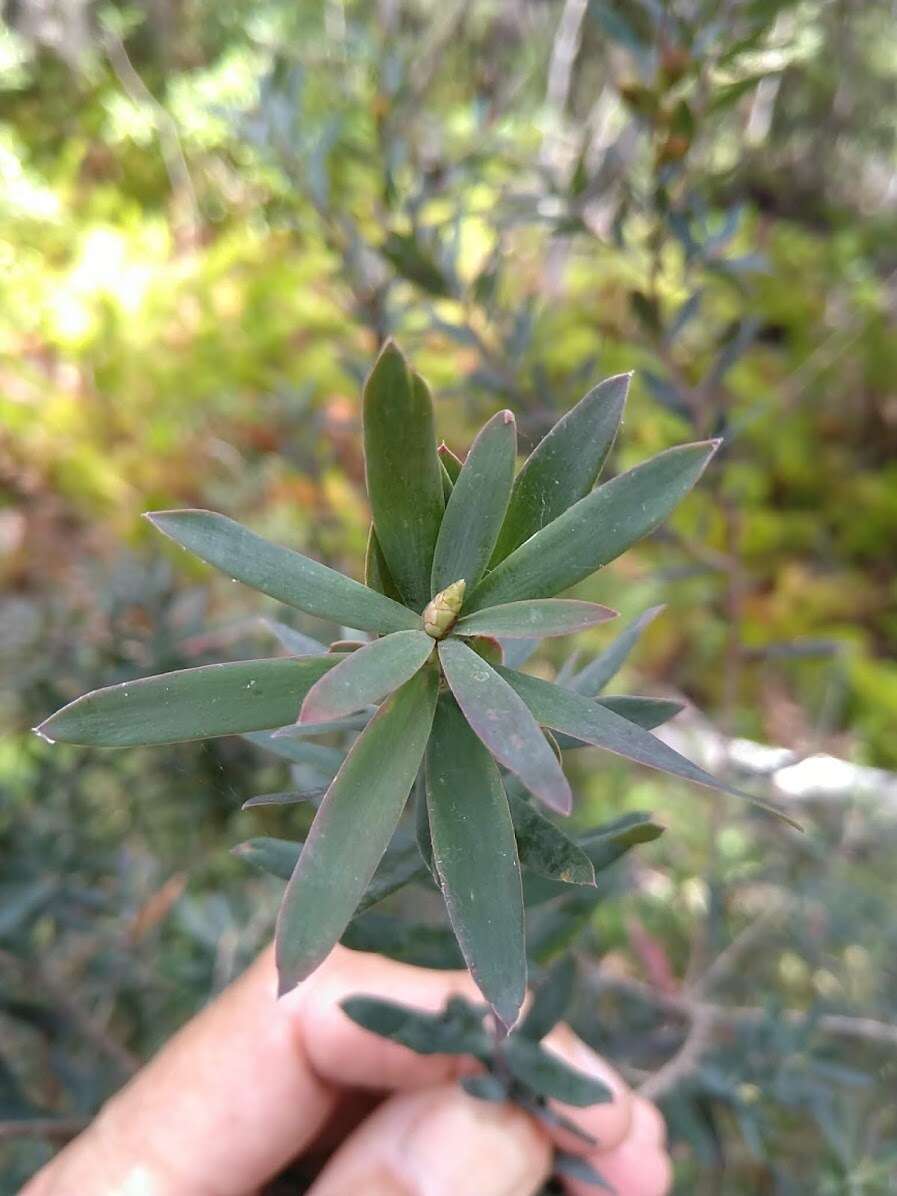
[500,409,515,425]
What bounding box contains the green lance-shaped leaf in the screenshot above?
[342,912,464,969]
[502,1037,611,1106]
[426,695,526,1029]
[523,812,667,905]
[241,790,322,811]
[271,712,372,740]
[553,695,684,748]
[518,957,576,1042]
[570,604,666,695]
[242,731,343,778]
[496,666,801,827]
[431,410,516,597]
[341,995,491,1058]
[36,657,342,747]
[597,695,683,728]
[468,441,720,612]
[455,600,617,640]
[554,1153,613,1191]
[275,666,439,994]
[508,791,595,886]
[438,638,572,814]
[262,620,326,656]
[438,442,463,482]
[580,812,666,872]
[363,345,445,611]
[299,630,434,724]
[147,510,418,635]
[364,526,404,603]
[490,373,630,565]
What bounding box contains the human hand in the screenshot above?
[23,946,672,1196]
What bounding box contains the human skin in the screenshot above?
[22,945,672,1196]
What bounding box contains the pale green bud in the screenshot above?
[423,579,466,639]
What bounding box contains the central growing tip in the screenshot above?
[423,579,466,639]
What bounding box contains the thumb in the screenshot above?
[308,1082,552,1196]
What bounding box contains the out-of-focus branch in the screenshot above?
[580,959,897,1100]
[102,27,200,247]
[0,1117,87,1143]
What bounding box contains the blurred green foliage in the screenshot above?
[2,0,896,1190]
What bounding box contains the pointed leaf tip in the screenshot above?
[431,408,517,596]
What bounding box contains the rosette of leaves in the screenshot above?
[342,959,617,1191]
[37,342,793,1029]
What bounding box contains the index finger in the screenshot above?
[23,945,479,1196]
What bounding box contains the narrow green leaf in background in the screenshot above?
[342,913,464,969]
[36,657,342,747]
[341,995,491,1057]
[570,605,666,695]
[497,666,801,826]
[518,957,575,1041]
[363,344,445,611]
[431,409,516,597]
[502,1037,612,1106]
[262,620,326,656]
[490,373,630,564]
[299,630,433,724]
[271,712,372,740]
[438,442,463,482]
[232,836,303,880]
[455,599,617,640]
[275,666,439,994]
[554,695,684,747]
[580,812,666,872]
[426,696,526,1028]
[234,838,425,909]
[468,441,720,611]
[240,790,322,810]
[364,526,404,602]
[241,731,343,778]
[507,791,595,886]
[147,510,418,635]
[438,638,572,814]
